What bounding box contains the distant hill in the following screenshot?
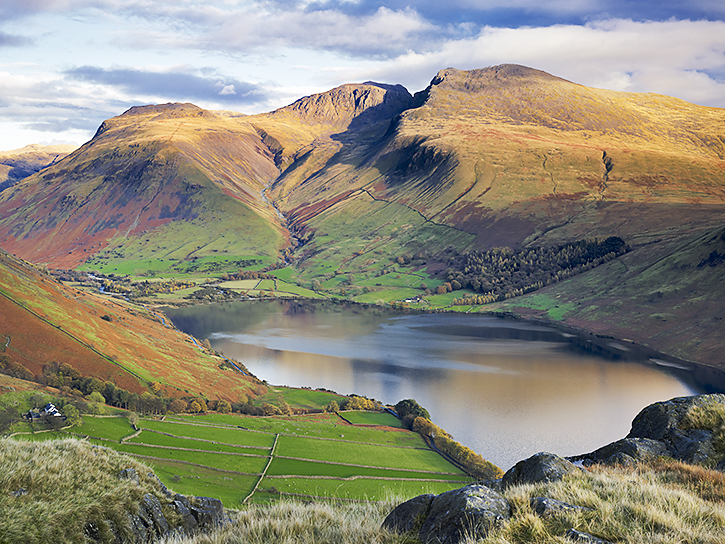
[0,144,76,192]
[0,64,723,370]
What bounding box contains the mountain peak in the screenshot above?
[272,82,413,127]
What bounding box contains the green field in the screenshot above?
[257,476,469,501]
[11,410,472,506]
[339,411,404,428]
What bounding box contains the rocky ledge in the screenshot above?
[100,468,228,543]
[383,393,725,544]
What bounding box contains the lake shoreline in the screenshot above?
[157,295,725,395]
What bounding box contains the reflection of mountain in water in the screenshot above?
[414,324,566,343]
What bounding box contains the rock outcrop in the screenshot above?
[383,484,510,544]
[92,468,228,543]
[501,452,580,489]
[570,394,725,467]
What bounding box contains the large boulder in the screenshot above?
[626,394,725,465]
[382,493,435,535]
[383,484,511,544]
[568,438,668,467]
[502,452,580,489]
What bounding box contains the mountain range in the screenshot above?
[0,64,723,374]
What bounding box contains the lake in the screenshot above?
[164,300,701,469]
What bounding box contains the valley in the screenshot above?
[0,64,724,539]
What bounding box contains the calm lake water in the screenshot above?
[164,300,701,469]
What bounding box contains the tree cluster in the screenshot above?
[445,237,628,304]
[394,398,431,422]
[341,395,382,411]
[411,416,502,480]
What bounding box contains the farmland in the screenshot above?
[10,410,473,508]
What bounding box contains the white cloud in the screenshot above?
[352,19,725,107]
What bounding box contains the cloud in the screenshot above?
[350,18,725,107]
[64,66,268,105]
[0,32,32,47]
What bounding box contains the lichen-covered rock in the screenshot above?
[118,468,140,484]
[382,493,434,535]
[418,484,511,544]
[530,497,592,517]
[137,493,170,537]
[172,496,199,534]
[502,452,579,489]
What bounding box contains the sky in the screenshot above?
[1,1,725,151]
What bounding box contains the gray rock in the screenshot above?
[565,528,613,543]
[10,488,27,497]
[172,498,199,534]
[190,496,225,529]
[502,452,579,489]
[119,468,140,484]
[418,484,511,544]
[715,458,725,472]
[626,394,725,465]
[530,497,592,517]
[382,493,434,535]
[569,437,667,466]
[148,471,174,499]
[138,493,169,537]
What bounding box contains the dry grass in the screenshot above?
[0,437,172,544]
[483,461,725,544]
[161,499,414,544]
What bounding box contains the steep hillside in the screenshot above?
[271,65,725,267]
[0,104,286,272]
[0,247,260,400]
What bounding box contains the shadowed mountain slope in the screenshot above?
[0,144,76,192]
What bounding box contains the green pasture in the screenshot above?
[354,288,420,304]
[275,435,460,472]
[128,430,269,453]
[258,476,467,502]
[219,279,261,290]
[339,411,404,428]
[147,458,258,508]
[258,387,346,410]
[139,418,275,448]
[71,415,136,441]
[113,442,269,474]
[266,457,471,480]
[8,406,468,505]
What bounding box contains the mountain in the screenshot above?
[0,104,286,271]
[0,144,76,192]
[0,64,723,370]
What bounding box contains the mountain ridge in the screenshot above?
[0,63,723,369]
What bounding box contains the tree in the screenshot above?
[394,399,430,420]
[87,391,105,404]
[168,398,188,413]
[326,400,339,413]
[128,412,139,428]
[217,400,232,413]
[189,400,202,413]
[0,406,19,435]
[63,405,82,427]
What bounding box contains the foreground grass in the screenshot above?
[161,500,410,544]
[163,459,725,544]
[0,437,171,544]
